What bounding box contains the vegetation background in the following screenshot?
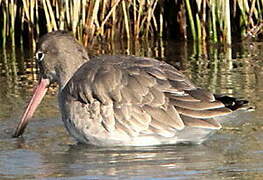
[0,0,262,49]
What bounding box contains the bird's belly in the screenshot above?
[60,99,216,146]
[60,100,108,145]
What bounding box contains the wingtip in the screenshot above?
[215,95,249,111]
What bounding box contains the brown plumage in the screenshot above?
[13,31,248,146]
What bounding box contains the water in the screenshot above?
[0,40,263,179]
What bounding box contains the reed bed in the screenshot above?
[0,0,262,48]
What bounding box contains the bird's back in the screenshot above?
[59,55,242,146]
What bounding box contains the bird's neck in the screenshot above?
[56,55,89,90]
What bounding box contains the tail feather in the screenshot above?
[214,95,248,110]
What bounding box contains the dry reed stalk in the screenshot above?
[159,7,163,37]
[2,3,7,48]
[122,0,130,39]
[81,0,87,29]
[21,0,30,23]
[136,0,145,39]
[29,0,34,24]
[88,0,100,39]
[65,0,70,27]
[20,6,25,45]
[101,0,107,22]
[110,0,117,40]
[35,0,40,36]
[211,0,218,42]
[55,0,59,20]
[42,0,52,32]
[58,1,65,30]
[46,0,58,30]
[201,0,207,41]
[145,0,158,38]
[101,0,121,35]
[72,0,80,36]
[132,0,136,36]
[224,0,231,44]
[9,0,16,46]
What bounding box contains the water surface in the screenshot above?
[0,40,263,179]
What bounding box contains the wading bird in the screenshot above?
[13,31,247,146]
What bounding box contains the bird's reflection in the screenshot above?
[34,142,222,178]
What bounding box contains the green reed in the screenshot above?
[0,0,262,48]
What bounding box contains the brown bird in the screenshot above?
[13,31,247,146]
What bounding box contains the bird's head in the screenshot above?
[13,31,88,137]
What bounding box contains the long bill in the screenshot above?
[13,78,50,137]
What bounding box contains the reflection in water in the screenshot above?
[3,138,263,179]
[0,39,263,179]
[42,144,223,179]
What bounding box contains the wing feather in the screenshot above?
[170,99,225,110]
[64,55,233,139]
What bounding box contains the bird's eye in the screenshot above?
[36,51,45,62]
